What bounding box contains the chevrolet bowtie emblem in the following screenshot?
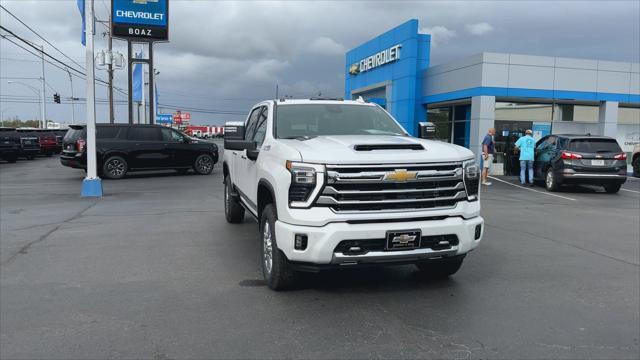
[383,169,417,182]
[348,63,360,75]
[392,234,416,245]
[133,0,158,4]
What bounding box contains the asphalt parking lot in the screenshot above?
[1,152,639,359]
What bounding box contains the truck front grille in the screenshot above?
[316,162,466,212]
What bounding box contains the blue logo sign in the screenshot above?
[156,113,173,124]
[113,0,167,26]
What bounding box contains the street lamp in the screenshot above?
[7,80,43,127]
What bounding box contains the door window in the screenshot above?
[127,127,161,141]
[97,127,122,139]
[244,107,263,141]
[252,107,268,147]
[161,128,184,142]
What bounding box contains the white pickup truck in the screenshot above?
[223,98,483,290]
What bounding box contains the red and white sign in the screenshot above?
[173,111,191,125]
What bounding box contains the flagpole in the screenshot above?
[81,0,102,197]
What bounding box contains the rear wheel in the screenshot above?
[261,204,297,290]
[4,155,17,163]
[604,183,621,194]
[545,167,558,192]
[193,154,214,175]
[633,157,639,178]
[416,255,465,278]
[224,175,244,223]
[102,156,128,179]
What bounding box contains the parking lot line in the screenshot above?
[620,188,640,194]
[488,176,577,201]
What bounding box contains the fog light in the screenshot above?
[474,225,482,240]
[294,234,308,250]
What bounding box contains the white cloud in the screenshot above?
[420,26,457,47]
[466,22,494,36]
[306,37,346,55]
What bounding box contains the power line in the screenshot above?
[0,4,86,71]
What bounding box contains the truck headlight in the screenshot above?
[286,161,325,208]
[463,159,480,201]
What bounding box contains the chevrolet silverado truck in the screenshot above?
[223,99,483,290]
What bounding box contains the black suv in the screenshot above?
[0,127,20,163]
[60,124,218,179]
[534,134,627,193]
[14,129,41,160]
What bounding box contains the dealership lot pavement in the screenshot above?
[1,154,639,359]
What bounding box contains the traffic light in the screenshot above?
[53,93,61,104]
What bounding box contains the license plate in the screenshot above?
[24,141,31,145]
[385,230,421,251]
[591,159,605,166]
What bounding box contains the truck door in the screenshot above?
[234,106,263,211]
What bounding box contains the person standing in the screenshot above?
[515,129,536,186]
[481,128,495,186]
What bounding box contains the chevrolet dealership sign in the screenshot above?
[349,44,401,75]
[112,0,169,41]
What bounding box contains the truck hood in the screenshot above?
[280,135,474,164]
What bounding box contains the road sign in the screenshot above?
[112,0,169,42]
[156,113,173,124]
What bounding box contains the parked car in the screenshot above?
[33,129,59,156]
[51,129,67,153]
[60,124,218,179]
[223,99,483,290]
[0,127,20,163]
[632,144,640,178]
[534,134,627,193]
[14,129,40,160]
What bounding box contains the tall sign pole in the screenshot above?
[81,0,103,197]
[112,0,169,125]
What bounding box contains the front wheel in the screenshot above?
[604,183,621,194]
[102,156,128,179]
[545,167,558,192]
[416,255,465,278]
[193,154,214,175]
[261,204,297,291]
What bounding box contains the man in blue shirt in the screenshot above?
[515,129,536,186]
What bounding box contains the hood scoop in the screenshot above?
[353,144,425,151]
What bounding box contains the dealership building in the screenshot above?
[345,20,639,174]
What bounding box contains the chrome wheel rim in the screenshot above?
[546,170,553,188]
[224,180,230,215]
[197,155,212,173]
[263,222,273,275]
[106,159,125,177]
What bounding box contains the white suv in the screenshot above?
[223,99,484,290]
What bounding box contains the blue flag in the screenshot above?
[132,53,143,102]
[77,0,85,46]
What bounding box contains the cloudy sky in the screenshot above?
[1,0,639,125]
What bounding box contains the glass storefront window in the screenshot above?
[426,107,452,142]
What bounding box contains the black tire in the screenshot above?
[604,183,621,194]
[193,154,214,175]
[416,255,465,278]
[26,155,35,160]
[633,157,639,178]
[545,167,558,192]
[260,204,297,291]
[224,175,244,223]
[5,156,17,163]
[102,156,128,179]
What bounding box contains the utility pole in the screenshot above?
[108,12,114,123]
[81,0,102,197]
[39,44,46,128]
[66,68,76,125]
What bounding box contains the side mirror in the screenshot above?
[247,148,259,161]
[224,121,245,140]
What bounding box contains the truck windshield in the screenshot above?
[275,104,406,138]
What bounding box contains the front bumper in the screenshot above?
[275,215,484,265]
